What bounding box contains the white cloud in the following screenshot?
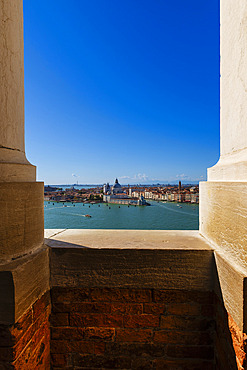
[119,175,131,179]
[176,174,190,180]
[133,173,149,181]
[118,174,149,183]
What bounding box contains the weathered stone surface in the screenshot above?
[0,0,35,181]
[200,182,247,331]
[0,246,49,325]
[207,0,247,181]
[0,182,44,262]
[200,182,247,272]
[45,229,212,250]
[48,233,214,291]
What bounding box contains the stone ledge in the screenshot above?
[46,229,247,332]
[45,229,212,250]
[47,230,214,293]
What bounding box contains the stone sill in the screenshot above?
[45,229,212,251]
[45,229,247,332]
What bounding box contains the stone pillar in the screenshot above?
[200,0,247,335]
[208,0,247,182]
[0,0,44,263]
[0,0,48,335]
[0,0,35,182]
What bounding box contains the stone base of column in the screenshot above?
[200,181,247,268]
[0,182,44,262]
[0,162,36,182]
[0,247,50,368]
[208,159,247,182]
[200,181,247,332]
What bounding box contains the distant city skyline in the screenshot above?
[24,0,220,184]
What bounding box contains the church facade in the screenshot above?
[103,179,148,206]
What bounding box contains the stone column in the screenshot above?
[0,0,48,333]
[200,0,247,334]
[0,0,35,182]
[208,0,247,182]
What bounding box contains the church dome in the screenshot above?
[112,178,121,189]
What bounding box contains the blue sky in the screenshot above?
[23,0,220,185]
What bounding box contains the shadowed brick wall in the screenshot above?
[0,291,50,369]
[214,295,247,370]
[50,287,215,369]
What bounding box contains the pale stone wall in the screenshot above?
[208,0,247,181]
[0,0,48,334]
[0,0,35,181]
[200,0,247,333]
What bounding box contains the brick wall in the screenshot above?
[215,295,247,370]
[50,287,215,369]
[0,291,51,369]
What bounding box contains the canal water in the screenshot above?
[44,200,199,230]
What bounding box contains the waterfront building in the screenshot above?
[103,179,148,205]
[103,182,111,194]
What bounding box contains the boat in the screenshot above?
[85,214,91,218]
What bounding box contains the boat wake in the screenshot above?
[155,203,198,217]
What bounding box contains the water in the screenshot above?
[44,201,199,230]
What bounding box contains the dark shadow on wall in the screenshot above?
[47,239,244,369]
[0,271,15,366]
[212,256,243,370]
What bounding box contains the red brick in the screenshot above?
[94,342,105,354]
[51,339,94,354]
[228,314,244,344]
[51,327,84,340]
[167,303,201,316]
[153,290,213,305]
[105,342,166,357]
[52,301,111,314]
[111,303,142,315]
[232,335,246,367]
[12,307,50,361]
[131,357,153,369]
[50,313,69,327]
[90,288,152,303]
[33,291,50,322]
[70,302,111,313]
[143,303,166,314]
[83,327,115,341]
[52,302,71,313]
[153,330,212,345]
[71,353,131,368]
[154,358,214,370]
[10,307,33,344]
[124,315,159,328]
[160,315,214,331]
[51,287,90,303]
[51,353,67,367]
[116,329,152,343]
[13,322,50,368]
[70,313,104,327]
[167,344,214,359]
[103,314,123,328]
